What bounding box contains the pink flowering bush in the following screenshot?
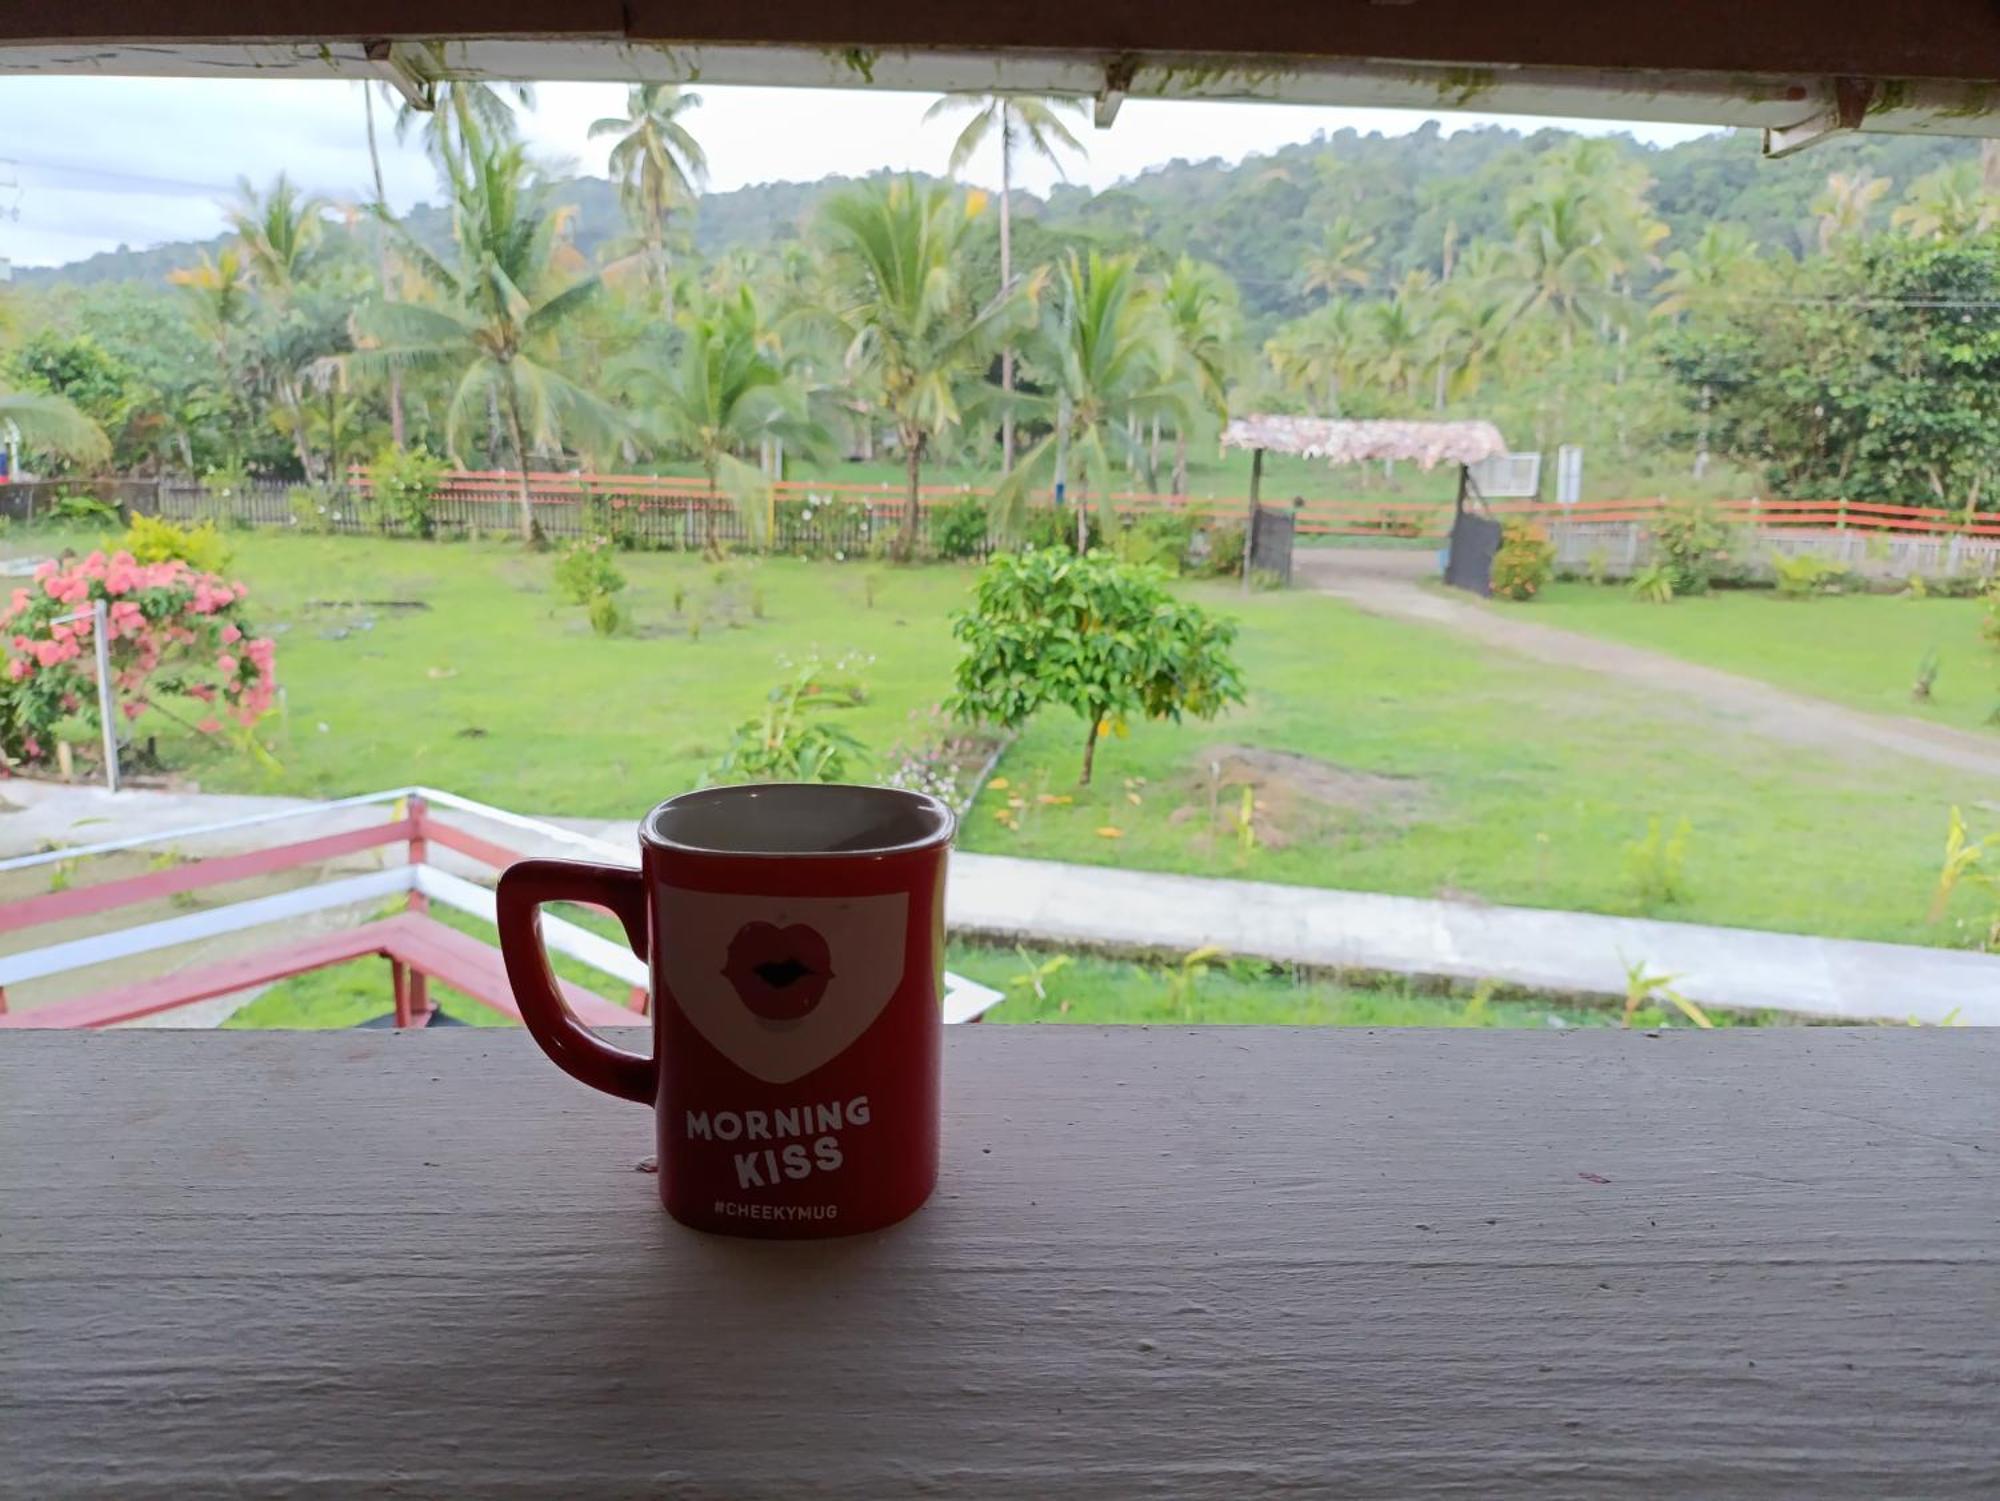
[0,551,276,770]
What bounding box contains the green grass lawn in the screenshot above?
[156,537,976,813]
[1524,582,2000,734]
[967,579,2000,947]
[16,528,2000,951]
[237,935,1792,1030]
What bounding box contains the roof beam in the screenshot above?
[1761,75,1875,158]
[6,5,2000,139]
[362,39,435,113]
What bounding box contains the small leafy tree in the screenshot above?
[369,443,449,537]
[708,655,871,784]
[947,548,1246,785]
[552,538,627,636]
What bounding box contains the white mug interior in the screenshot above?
[643,783,953,857]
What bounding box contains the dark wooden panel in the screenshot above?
[6,0,2000,82]
[3,1027,1994,1497]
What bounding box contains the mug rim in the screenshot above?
[640,782,956,859]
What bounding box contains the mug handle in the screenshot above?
[496,858,656,1106]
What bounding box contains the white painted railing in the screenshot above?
[1,786,1003,1023]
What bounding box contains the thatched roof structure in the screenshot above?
[1220,417,1507,470]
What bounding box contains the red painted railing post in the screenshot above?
[406,795,429,916]
[404,796,431,1024]
[391,959,412,1029]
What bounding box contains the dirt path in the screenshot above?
[1294,548,2000,782]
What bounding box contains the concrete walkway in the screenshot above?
[1295,548,2000,781]
[5,780,1994,1025]
[947,853,1998,1026]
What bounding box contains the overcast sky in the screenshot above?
[0,78,1717,270]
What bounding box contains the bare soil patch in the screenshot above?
[1170,743,1428,851]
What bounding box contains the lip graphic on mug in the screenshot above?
[722,922,834,1021]
[659,887,909,1085]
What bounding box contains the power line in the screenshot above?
[5,155,242,198]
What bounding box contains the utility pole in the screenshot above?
[1054,278,1078,551]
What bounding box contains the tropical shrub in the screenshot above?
[1648,500,1733,596]
[708,655,871,784]
[1,551,276,767]
[1912,648,1941,702]
[947,548,1246,785]
[880,703,999,808]
[1625,815,1692,909]
[775,495,871,559]
[1198,520,1248,578]
[1982,579,2000,649]
[552,538,627,607]
[1019,505,1101,553]
[44,492,121,528]
[1490,521,1556,601]
[120,514,234,575]
[1629,559,1677,604]
[370,444,449,538]
[1771,551,1848,598]
[287,485,338,535]
[1115,509,1200,573]
[585,591,626,638]
[578,490,641,551]
[933,495,991,560]
[201,462,251,522]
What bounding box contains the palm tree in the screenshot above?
[1652,224,1762,320]
[998,250,1186,539]
[0,388,110,470]
[1266,299,1367,416]
[227,173,329,477]
[167,247,256,470]
[1429,241,1525,405]
[621,287,820,553]
[360,83,406,447]
[1813,170,1890,251]
[1504,177,1618,349]
[359,124,622,541]
[1370,272,1433,403]
[1893,162,1998,240]
[384,50,535,162]
[227,173,325,294]
[1159,257,1239,493]
[925,93,1086,473]
[817,177,1036,560]
[590,85,707,304]
[168,246,253,364]
[1299,216,1377,299]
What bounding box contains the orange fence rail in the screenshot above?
[342,468,2000,543]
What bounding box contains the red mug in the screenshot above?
[496,783,954,1238]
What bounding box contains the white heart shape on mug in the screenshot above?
[654,887,910,1085]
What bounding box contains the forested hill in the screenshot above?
[1033,124,1981,321]
[9,169,939,290]
[18,122,1980,318]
